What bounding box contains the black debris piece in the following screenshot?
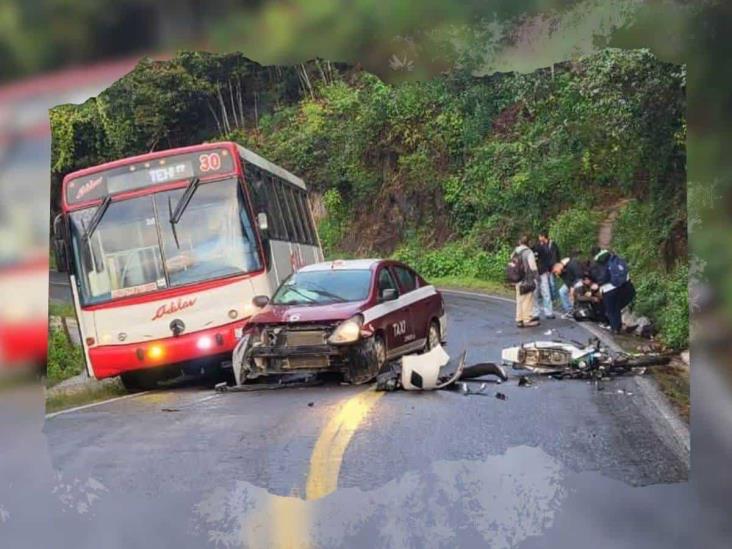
[518,376,532,387]
[495,392,507,401]
[307,402,315,407]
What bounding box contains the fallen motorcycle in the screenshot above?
[501,338,670,383]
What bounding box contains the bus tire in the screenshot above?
[120,369,161,392]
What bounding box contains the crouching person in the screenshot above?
[508,235,539,328]
[552,256,585,318]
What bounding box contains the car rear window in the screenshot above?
[272,269,372,305]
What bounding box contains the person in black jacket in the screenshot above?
[532,230,561,320]
[552,254,586,317]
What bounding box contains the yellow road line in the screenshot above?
[268,494,311,549]
[306,388,384,500]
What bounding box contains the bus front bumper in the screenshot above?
[88,319,250,379]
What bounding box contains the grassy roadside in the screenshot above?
[49,301,76,318]
[650,363,690,423]
[46,379,128,414]
[612,332,689,423]
[430,276,514,299]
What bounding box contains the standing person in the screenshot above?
[532,230,561,320]
[551,254,586,318]
[509,235,539,328]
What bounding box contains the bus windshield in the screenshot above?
[69,178,262,305]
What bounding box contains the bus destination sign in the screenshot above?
[66,148,235,206]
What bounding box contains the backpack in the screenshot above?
[607,254,629,287]
[506,251,525,283]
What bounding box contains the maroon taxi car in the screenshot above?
[232,259,447,384]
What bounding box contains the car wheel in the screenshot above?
[344,335,387,384]
[425,320,441,351]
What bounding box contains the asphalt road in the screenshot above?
[3,291,693,548]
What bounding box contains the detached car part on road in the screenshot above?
[232,259,447,385]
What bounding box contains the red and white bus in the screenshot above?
[52,142,323,389]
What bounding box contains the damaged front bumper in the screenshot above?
[232,325,369,385]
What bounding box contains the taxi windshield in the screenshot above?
[272,269,372,305]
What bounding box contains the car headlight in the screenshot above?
[328,315,364,345]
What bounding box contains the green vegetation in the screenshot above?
[46,327,83,387]
[49,301,75,318]
[50,48,687,348]
[46,381,127,414]
[613,200,688,349]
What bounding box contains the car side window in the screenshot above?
[393,266,417,293]
[377,268,398,298]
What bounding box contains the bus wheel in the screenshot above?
[120,370,161,392]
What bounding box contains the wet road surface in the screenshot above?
[3,291,693,548]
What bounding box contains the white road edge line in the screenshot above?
[439,288,515,304]
[440,286,690,463]
[45,390,151,420]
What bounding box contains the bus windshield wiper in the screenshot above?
[168,177,200,249]
[170,177,200,225]
[83,195,112,241]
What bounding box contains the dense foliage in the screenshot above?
[50,48,687,347]
[47,327,83,386]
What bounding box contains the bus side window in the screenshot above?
[286,186,307,243]
[245,163,267,213]
[295,190,315,245]
[264,174,286,240]
[274,178,297,241]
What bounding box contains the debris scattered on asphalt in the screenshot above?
[307,402,315,407]
[518,376,532,387]
[376,346,508,393]
[495,392,507,401]
[543,330,553,336]
[459,382,488,396]
[461,362,508,382]
[215,374,323,392]
[161,408,180,413]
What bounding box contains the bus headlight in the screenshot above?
[328,315,364,345]
[197,336,213,350]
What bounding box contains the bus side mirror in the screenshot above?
[257,212,269,238]
[252,295,270,308]
[52,214,68,273]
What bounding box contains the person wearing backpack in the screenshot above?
[507,235,540,328]
[591,249,636,334]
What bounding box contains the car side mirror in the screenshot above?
[257,212,269,238]
[380,288,397,302]
[252,295,270,308]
